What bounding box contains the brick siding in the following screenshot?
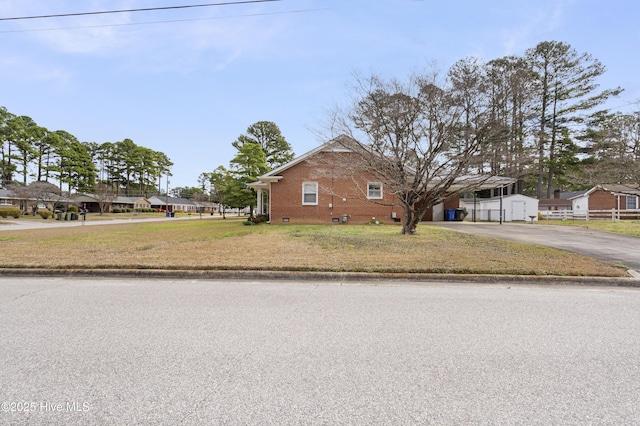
[588,189,628,210]
[268,151,458,224]
[270,152,394,224]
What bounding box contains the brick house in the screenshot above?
[568,184,640,215]
[147,196,197,213]
[71,193,152,213]
[249,137,513,224]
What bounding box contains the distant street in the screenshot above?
[1,277,639,425]
[0,213,221,231]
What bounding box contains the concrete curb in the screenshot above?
[1,268,639,287]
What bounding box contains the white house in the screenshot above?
[461,194,539,222]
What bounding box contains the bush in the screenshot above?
[0,208,23,219]
[243,220,254,226]
[68,205,79,213]
[112,208,122,213]
[37,209,52,219]
[251,214,269,224]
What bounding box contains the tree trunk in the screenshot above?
[401,206,419,235]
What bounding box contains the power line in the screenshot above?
[0,0,282,22]
[0,9,326,34]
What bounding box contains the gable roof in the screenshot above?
[566,184,640,200]
[114,196,150,204]
[250,135,514,191]
[561,190,589,200]
[260,135,354,179]
[596,184,640,196]
[148,195,194,206]
[0,188,18,199]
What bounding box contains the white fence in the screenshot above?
[540,209,640,221]
[471,209,505,222]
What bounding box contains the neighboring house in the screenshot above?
[1,187,71,212]
[566,184,640,219]
[461,194,539,222]
[71,193,101,212]
[191,200,218,214]
[71,193,152,212]
[249,137,514,224]
[538,190,581,211]
[112,196,152,211]
[538,185,640,219]
[568,184,640,213]
[0,188,18,208]
[148,196,197,213]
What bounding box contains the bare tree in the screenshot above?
[8,181,62,215]
[95,183,117,215]
[329,70,501,234]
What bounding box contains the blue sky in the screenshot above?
[1,0,638,189]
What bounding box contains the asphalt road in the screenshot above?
[433,222,640,273]
[1,277,639,425]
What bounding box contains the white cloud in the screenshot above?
[0,55,72,88]
[499,0,571,55]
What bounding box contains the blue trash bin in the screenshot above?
[444,209,455,221]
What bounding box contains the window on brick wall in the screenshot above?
[627,196,638,209]
[302,182,318,205]
[368,182,382,199]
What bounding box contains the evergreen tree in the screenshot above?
[232,121,294,169]
[525,41,622,198]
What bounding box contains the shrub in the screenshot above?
[68,205,79,213]
[112,208,122,213]
[0,208,23,219]
[243,220,254,226]
[251,214,269,224]
[37,209,52,219]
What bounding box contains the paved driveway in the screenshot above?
[1,277,639,425]
[432,222,640,272]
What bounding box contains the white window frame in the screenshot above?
[367,182,383,199]
[302,182,318,205]
[627,196,638,210]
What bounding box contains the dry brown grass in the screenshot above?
[539,219,640,237]
[0,219,627,277]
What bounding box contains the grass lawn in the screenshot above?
[0,218,628,277]
[538,219,640,237]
